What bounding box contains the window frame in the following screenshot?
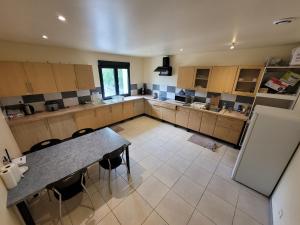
[98,60,131,99]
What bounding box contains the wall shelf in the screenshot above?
[256,93,297,101]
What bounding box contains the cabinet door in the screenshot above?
[133,99,144,116]
[10,120,52,153]
[144,100,152,115]
[24,62,58,94]
[0,62,30,97]
[52,64,78,92]
[213,126,241,144]
[152,105,162,119]
[48,114,77,140]
[161,108,176,123]
[187,110,202,131]
[74,64,95,90]
[95,106,112,128]
[207,66,238,93]
[123,101,134,119]
[177,67,196,89]
[232,66,263,97]
[175,106,190,127]
[199,112,217,135]
[74,109,97,129]
[111,103,123,123]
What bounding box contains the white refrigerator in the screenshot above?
[232,105,300,196]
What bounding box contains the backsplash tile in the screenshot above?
[23,94,45,103]
[61,91,77,98]
[77,90,90,97]
[44,93,62,101]
[63,97,79,107]
[0,96,23,106]
[167,86,176,93]
[153,84,160,90]
[78,96,91,104]
[130,84,137,90]
[236,95,254,104]
[159,91,167,98]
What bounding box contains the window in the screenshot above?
[98,60,131,99]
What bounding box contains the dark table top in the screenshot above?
[7,127,130,207]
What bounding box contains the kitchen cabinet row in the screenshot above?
[177,65,264,97]
[0,61,95,97]
[145,99,245,144]
[10,99,144,152]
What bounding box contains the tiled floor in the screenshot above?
[31,116,270,225]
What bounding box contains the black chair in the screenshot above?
[47,168,94,225]
[72,128,94,138]
[30,139,62,153]
[99,145,129,193]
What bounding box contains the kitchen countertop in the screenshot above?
[7,95,248,126]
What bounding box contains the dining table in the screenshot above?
[6,127,131,225]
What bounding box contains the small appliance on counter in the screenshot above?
[45,100,59,111]
[22,104,35,115]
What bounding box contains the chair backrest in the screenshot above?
[48,168,87,190]
[72,128,94,138]
[103,145,127,160]
[30,139,62,153]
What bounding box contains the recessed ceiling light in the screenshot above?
[273,17,295,25]
[230,43,235,50]
[179,48,184,52]
[57,15,66,22]
[42,35,48,39]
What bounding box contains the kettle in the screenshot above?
[22,104,35,115]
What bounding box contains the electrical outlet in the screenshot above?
[278,209,283,219]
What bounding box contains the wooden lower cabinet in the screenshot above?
[47,115,77,140]
[161,108,176,123]
[111,103,123,123]
[95,106,112,128]
[144,100,152,115]
[152,105,162,119]
[187,110,202,131]
[133,99,144,116]
[11,120,52,153]
[213,116,244,144]
[123,101,134,119]
[74,109,98,130]
[175,106,190,127]
[200,112,217,135]
[213,126,241,144]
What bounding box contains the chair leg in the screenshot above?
[47,189,52,202]
[99,164,101,180]
[108,169,112,194]
[81,184,95,211]
[53,189,64,225]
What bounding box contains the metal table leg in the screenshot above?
[16,201,35,225]
[125,145,130,174]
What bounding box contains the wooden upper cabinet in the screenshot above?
[0,62,30,97]
[74,64,95,90]
[194,67,212,92]
[232,66,264,97]
[52,64,78,92]
[207,66,238,93]
[24,62,58,94]
[177,66,196,89]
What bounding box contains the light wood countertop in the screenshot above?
[7,95,248,126]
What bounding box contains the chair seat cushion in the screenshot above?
[53,177,85,201]
[99,156,122,170]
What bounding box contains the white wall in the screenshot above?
[0,40,144,87]
[271,145,300,225]
[143,44,297,86]
[0,110,22,225]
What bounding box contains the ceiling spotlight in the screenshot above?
[179,48,184,52]
[42,35,48,39]
[58,15,66,22]
[273,17,295,25]
[230,43,235,50]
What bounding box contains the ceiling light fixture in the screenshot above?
[273,17,295,25]
[42,35,48,39]
[179,48,184,52]
[230,43,235,50]
[57,15,66,22]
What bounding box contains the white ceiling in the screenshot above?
[0,0,299,57]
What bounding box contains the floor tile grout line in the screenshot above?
[185,146,228,225]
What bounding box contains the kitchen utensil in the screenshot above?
[45,100,59,111]
[23,104,35,115]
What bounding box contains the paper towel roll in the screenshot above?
[0,169,18,189]
[1,164,21,182]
